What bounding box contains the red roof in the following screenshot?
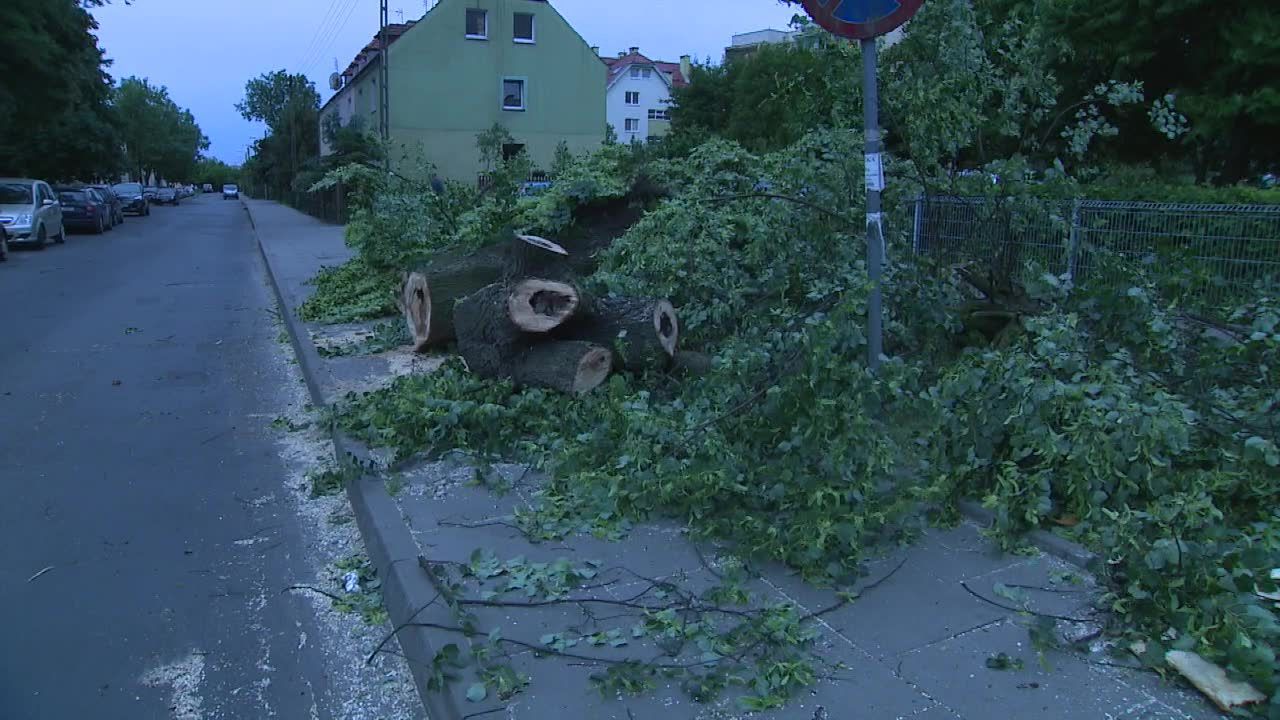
[601,52,688,88]
[340,22,417,83]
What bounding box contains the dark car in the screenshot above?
[89,184,125,225]
[56,187,112,234]
[111,182,150,216]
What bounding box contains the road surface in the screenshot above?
[0,195,417,719]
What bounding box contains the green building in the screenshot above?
[320,0,605,184]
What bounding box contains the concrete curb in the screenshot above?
[241,199,459,720]
[957,500,1099,569]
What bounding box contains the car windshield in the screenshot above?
[58,191,88,203]
[0,183,34,204]
[113,183,141,194]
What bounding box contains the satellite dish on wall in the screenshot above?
[329,72,343,91]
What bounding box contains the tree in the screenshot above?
[114,77,208,182]
[0,0,124,179]
[238,71,320,199]
[1048,0,1280,183]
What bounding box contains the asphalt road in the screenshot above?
[0,195,383,719]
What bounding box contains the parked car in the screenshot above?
[1,225,8,262]
[112,182,151,216]
[0,178,65,248]
[88,184,125,226]
[222,184,239,199]
[55,187,112,234]
[156,187,179,205]
[202,183,213,193]
[143,186,159,203]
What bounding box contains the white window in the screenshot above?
[629,66,640,78]
[513,12,535,43]
[625,91,639,105]
[647,109,669,120]
[624,118,639,133]
[502,78,526,111]
[465,9,487,39]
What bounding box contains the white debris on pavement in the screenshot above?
[140,652,206,720]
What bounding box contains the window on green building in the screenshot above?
[503,78,525,111]
[465,9,487,39]
[513,13,535,43]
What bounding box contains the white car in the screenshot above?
[0,178,65,248]
[222,184,239,199]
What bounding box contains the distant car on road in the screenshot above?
[0,178,65,248]
[111,182,150,216]
[223,184,239,199]
[156,187,179,205]
[56,187,112,234]
[88,184,125,226]
[203,183,214,193]
[143,186,159,202]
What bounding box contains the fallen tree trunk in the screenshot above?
[564,296,678,372]
[507,234,571,280]
[452,283,525,379]
[402,245,506,351]
[507,278,586,333]
[511,341,612,394]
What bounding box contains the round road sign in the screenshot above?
[800,0,925,40]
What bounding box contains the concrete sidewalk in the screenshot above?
[246,197,1221,720]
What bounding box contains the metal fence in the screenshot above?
[912,195,1280,310]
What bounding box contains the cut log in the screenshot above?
[402,245,506,351]
[507,234,571,280]
[507,278,584,333]
[670,350,713,377]
[452,283,525,379]
[564,296,678,372]
[511,341,612,394]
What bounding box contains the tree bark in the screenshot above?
[401,244,507,351]
[563,296,679,372]
[506,234,571,280]
[507,278,585,333]
[451,283,525,379]
[510,341,612,394]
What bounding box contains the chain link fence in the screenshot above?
[912,195,1280,311]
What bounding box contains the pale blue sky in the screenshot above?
[90,0,801,164]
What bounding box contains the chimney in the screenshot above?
[629,46,639,56]
[679,54,692,83]
[618,50,626,58]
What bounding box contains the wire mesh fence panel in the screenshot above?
[914,195,1280,314]
[914,195,1072,286]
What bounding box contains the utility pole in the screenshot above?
[379,0,391,169]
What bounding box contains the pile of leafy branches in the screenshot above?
[298,256,399,323]
[323,0,1278,710]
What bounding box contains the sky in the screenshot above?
[90,0,803,165]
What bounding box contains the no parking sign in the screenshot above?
[800,0,925,40]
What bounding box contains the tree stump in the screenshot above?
[402,244,506,351]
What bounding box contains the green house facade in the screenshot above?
[320,0,605,183]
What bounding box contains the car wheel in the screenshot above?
[1,237,8,261]
[54,224,66,243]
[34,225,47,250]
[145,205,151,216]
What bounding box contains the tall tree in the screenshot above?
[0,0,123,179]
[114,77,208,182]
[237,71,320,198]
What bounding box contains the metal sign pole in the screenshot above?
[800,0,922,370]
[861,37,884,370]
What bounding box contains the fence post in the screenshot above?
[912,193,924,255]
[1065,198,1082,285]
